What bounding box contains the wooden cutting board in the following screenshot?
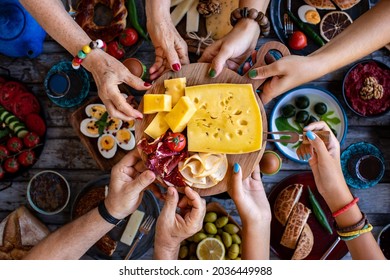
[135,63,268,196]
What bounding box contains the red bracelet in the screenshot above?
[332,197,359,217]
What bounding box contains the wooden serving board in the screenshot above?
[135,63,268,196]
[70,96,130,171]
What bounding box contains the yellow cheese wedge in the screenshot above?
[143,94,172,114]
[206,0,239,40]
[164,96,197,133]
[185,83,262,154]
[164,77,186,106]
[144,112,170,139]
[120,210,145,246]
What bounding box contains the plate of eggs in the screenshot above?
[79,103,136,159]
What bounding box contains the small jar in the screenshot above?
[122,58,147,79]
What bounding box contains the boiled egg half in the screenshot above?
[106,116,122,133]
[98,134,117,159]
[80,118,100,138]
[114,128,135,150]
[298,5,320,25]
[85,104,107,119]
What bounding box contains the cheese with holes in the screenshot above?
[144,112,170,139]
[206,0,239,39]
[120,210,145,246]
[164,96,197,133]
[143,94,172,114]
[164,77,186,106]
[185,83,262,154]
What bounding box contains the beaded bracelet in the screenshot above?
[337,223,373,237]
[335,211,368,233]
[230,7,270,37]
[72,39,106,70]
[339,224,370,241]
[332,197,359,217]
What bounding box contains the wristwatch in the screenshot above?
[98,201,124,226]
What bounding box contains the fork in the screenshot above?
[284,0,293,36]
[124,215,155,260]
[264,131,330,144]
[66,0,77,19]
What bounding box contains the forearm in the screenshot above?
[153,238,180,260]
[24,208,114,260]
[241,223,270,260]
[310,0,390,76]
[146,0,171,18]
[240,0,270,12]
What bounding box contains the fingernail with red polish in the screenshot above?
[136,117,143,120]
[144,82,152,87]
[172,63,181,72]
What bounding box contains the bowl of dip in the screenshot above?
[378,223,390,259]
[342,59,390,117]
[27,170,70,215]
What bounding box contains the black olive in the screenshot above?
[295,110,310,123]
[305,115,319,126]
[295,96,310,109]
[280,104,296,118]
[314,102,328,115]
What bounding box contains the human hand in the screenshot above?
[147,17,189,80]
[296,121,346,198]
[198,20,260,77]
[228,163,271,226]
[104,149,156,219]
[154,187,206,259]
[249,55,325,104]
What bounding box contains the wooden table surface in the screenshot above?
[0,1,389,260]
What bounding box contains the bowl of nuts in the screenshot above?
[342,59,390,117]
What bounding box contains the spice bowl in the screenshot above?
[27,170,70,215]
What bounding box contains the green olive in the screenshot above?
[204,222,218,234]
[231,233,242,244]
[204,212,217,223]
[295,96,310,109]
[228,244,240,259]
[280,104,296,118]
[189,242,197,256]
[223,223,240,234]
[215,216,229,228]
[314,102,327,115]
[295,110,310,124]
[193,232,207,243]
[222,232,232,248]
[179,246,189,259]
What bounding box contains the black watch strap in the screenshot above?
[98,201,124,226]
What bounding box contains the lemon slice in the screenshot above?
[320,11,353,42]
[196,237,225,260]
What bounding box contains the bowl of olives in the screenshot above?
[269,86,348,163]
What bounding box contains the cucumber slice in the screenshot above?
[16,129,28,138]
[0,111,11,121]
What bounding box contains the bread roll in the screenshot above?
[274,184,303,226]
[291,224,314,260]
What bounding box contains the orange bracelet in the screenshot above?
[332,197,359,217]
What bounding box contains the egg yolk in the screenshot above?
[107,117,121,131]
[87,120,98,135]
[305,10,320,25]
[89,105,106,119]
[116,129,131,144]
[100,135,115,150]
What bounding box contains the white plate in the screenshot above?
[269,86,348,163]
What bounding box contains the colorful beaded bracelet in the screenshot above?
[332,197,359,217]
[72,39,106,70]
[339,224,370,241]
[337,223,373,237]
[335,211,368,233]
[230,7,270,37]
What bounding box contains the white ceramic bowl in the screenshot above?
[27,170,70,215]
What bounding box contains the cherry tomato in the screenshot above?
[7,137,23,153]
[17,150,36,167]
[4,158,19,173]
[166,133,186,152]
[119,28,138,47]
[288,31,308,50]
[107,41,125,60]
[23,132,40,148]
[0,145,9,160]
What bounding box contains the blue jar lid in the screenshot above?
[0,4,26,41]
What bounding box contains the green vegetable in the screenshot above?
[295,96,310,109]
[275,116,301,133]
[0,105,28,138]
[307,186,333,234]
[0,128,10,139]
[286,10,325,47]
[280,104,296,118]
[96,111,109,136]
[127,0,149,40]
[320,111,341,125]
